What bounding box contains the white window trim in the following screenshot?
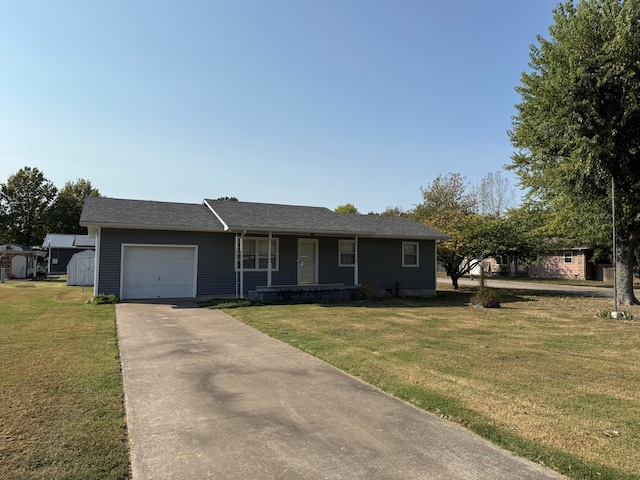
[563,251,573,264]
[402,241,419,267]
[235,237,280,271]
[338,239,356,267]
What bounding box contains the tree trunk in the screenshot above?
[450,273,460,290]
[615,236,639,306]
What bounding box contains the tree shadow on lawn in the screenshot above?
[319,288,541,309]
[201,289,567,310]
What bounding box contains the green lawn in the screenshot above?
[0,279,129,480]
[3,277,638,479]
[220,288,640,480]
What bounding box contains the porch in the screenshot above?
[248,284,360,303]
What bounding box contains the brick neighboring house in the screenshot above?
[527,246,595,280]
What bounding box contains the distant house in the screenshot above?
[80,197,449,301]
[527,246,595,280]
[42,234,96,274]
[470,257,527,277]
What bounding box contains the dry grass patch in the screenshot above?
[0,279,129,480]
[224,289,640,480]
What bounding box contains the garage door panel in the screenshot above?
[122,246,197,299]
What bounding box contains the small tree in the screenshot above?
[411,173,486,289]
[380,206,407,217]
[334,203,359,214]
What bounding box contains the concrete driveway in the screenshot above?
[116,302,565,480]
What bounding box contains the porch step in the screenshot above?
[249,284,359,303]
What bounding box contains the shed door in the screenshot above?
[121,246,197,299]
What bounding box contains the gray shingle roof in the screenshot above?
[80,197,226,231]
[80,196,448,240]
[204,199,449,239]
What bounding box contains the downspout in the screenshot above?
[239,230,246,299]
[93,227,101,297]
[267,231,273,287]
[354,236,359,286]
[434,239,438,291]
[235,233,239,299]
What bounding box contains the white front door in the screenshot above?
[298,239,318,284]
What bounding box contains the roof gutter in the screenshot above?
[80,222,223,233]
[225,226,375,236]
[226,226,449,240]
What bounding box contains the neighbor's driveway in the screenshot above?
[438,277,613,297]
[116,302,565,480]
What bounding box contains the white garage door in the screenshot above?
[121,245,197,299]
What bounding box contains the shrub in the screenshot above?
[471,271,501,308]
[92,293,120,304]
[357,284,378,300]
[471,287,501,308]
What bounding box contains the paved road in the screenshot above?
[438,277,613,297]
[117,302,565,480]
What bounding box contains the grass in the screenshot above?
[0,278,129,480]
[223,287,640,480]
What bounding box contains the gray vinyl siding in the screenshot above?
[238,236,355,294]
[358,238,436,292]
[96,229,436,297]
[319,237,357,285]
[50,248,86,274]
[97,228,236,297]
[235,235,296,293]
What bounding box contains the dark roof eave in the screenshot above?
[80,222,224,233]
[226,226,449,240]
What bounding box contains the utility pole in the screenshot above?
[612,177,619,318]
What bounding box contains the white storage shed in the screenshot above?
[66,250,95,286]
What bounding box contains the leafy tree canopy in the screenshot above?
[0,167,57,246]
[334,203,359,214]
[48,179,100,235]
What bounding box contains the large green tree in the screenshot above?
[0,167,57,246]
[48,179,100,234]
[510,0,640,304]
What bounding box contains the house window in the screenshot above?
[402,242,419,267]
[564,251,573,264]
[339,240,356,266]
[236,237,279,271]
[496,255,508,266]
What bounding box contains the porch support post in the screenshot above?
[235,233,239,299]
[267,231,273,287]
[354,236,359,285]
[239,233,245,299]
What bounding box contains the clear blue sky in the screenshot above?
[0,1,560,213]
